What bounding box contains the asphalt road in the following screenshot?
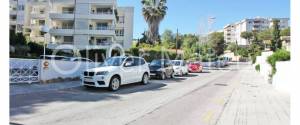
[10,63,248,125]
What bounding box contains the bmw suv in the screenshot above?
[81,56,150,91]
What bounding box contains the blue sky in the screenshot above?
[118,0,290,39]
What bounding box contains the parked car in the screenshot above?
[171,60,189,76]
[188,61,203,73]
[64,57,93,62]
[81,56,150,91]
[39,55,66,60]
[149,59,174,80]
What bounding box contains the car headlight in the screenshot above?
[96,71,109,75]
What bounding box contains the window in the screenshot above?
[118,16,125,23]
[133,58,146,66]
[63,36,73,43]
[18,5,24,11]
[62,7,74,14]
[124,57,134,67]
[116,29,124,36]
[96,23,108,30]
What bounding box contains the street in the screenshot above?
[10,63,289,125]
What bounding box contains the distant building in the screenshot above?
[224,17,289,45]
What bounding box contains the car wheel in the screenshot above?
[170,71,175,78]
[141,73,149,85]
[161,72,166,80]
[108,76,120,91]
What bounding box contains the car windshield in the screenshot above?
[172,61,181,66]
[150,60,163,66]
[101,57,126,66]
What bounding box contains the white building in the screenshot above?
[10,0,134,57]
[224,17,289,45]
[9,0,26,33]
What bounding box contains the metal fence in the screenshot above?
[9,58,40,83]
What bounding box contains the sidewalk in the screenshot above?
[10,81,81,96]
[216,65,290,125]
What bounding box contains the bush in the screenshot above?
[267,49,290,76]
[255,64,260,72]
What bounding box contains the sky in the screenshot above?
[118,0,290,39]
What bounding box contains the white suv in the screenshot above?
[81,56,150,91]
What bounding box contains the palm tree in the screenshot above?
[141,0,167,44]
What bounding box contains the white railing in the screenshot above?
[10,58,40,83]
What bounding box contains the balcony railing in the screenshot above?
[52,26,74,29]
[89,41,113,46]
[96,42,112,46]
[91,11,113,15]
[89,26,115,30]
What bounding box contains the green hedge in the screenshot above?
[267,49,290,76]
[127,48,182,62]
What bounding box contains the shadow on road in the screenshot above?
[10,81,167,117]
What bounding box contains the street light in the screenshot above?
[40,25,50,60]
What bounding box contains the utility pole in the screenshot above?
[176,28,178,55]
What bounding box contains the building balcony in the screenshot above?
[28,0,48,5]
[49,27,74,35]
[31,13,46,19]
[49,13,74,20]
[76,0,116,5]
[75,26,115,36]
[10,0,18,4]
[76,13,115,20]
[10,20,17,25]
[10,10,17,15]
[51,0,75,5]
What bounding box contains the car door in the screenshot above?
[132,58,143,82]
[122,57,136,84]
[165,60,173,77]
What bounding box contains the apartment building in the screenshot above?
[10,0,134,56]
[9,0,26,33]
[224,17,289,45]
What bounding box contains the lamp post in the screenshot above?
[40,25,49,60]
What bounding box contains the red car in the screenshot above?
[188,62,203,73]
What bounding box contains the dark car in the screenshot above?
[149,59,174,80]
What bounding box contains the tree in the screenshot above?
[141,0,167,44]
[226,42,238,54]
[280,27,290,36]
[258,29,273,41]
[271,19,281,51]
[240,31,253,44]
[161,29,175,48]
[208,32,225,56]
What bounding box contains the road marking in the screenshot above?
[202,110,214,124]
[214,98,225,105]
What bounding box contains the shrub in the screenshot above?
[267,49,290,76]
[255,64,260,72]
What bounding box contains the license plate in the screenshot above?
[84,78,93,82]
[150,73,156,76]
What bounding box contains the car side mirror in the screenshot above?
[124,62,133,67]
